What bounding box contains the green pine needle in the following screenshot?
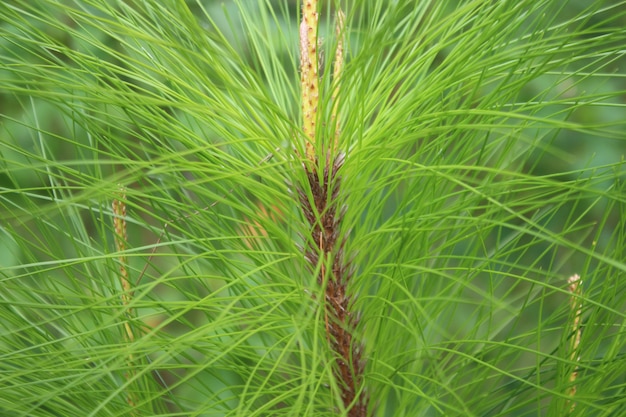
[1,1,624,416]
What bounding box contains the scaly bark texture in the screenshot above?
[297,154,369,416]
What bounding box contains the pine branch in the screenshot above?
[298,3,369,415]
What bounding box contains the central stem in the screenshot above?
[297,154,368,416]
[298,4,369,416]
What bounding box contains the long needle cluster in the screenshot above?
[298,3,369,416]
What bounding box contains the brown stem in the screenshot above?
[298,155,369,416]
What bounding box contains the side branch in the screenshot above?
[112,187,139,414]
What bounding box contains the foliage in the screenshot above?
[0,1,625,416]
